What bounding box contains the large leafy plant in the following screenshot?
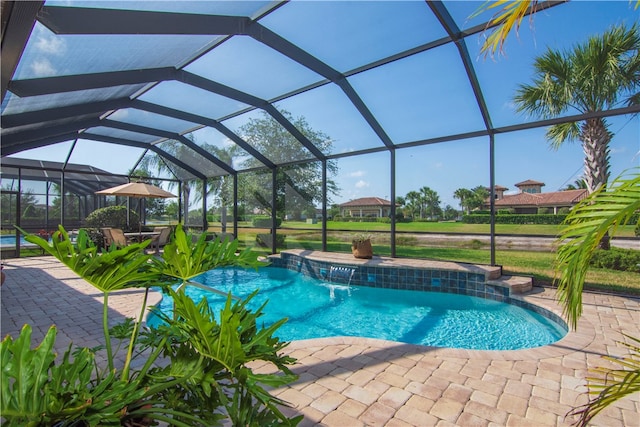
[554,169,640,425]
[1,224,301,426]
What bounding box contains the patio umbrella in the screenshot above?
[95,182,176,241]
[95,182,176,199]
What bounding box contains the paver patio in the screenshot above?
[1,256,638,426]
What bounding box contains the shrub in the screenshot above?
[252,216,282,228]
[462,213,567,225]
[558,207,572,215]
[84,206,140,231]
[537,207,551,215]
[496,209,515,215]
[80,228,106,249]
[256,233,286,248]
[396,235,417,245]
[589,248,640,273]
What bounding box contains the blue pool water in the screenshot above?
[147,267,567,350]
[0,235,35,246]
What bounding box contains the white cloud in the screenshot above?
[34,34,66,55]
[349,170,365,178]
[30,59,56,77]
[355,180,369,189]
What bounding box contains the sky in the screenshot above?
[6,0,640,211]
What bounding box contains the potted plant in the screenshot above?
[351,232,373,259]
[1,224,302,426]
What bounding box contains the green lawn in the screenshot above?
[272,220,637,237]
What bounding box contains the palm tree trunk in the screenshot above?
[581,118,612,249]
[581,118,611,194]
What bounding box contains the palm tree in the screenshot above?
[515,24,639,195]
[207,145,240,232]
[470,186,490,212]
[419,186,440,220]
[563,178,588,191]
[453,188,474,215]
[404,190,421,219]
[515,24,639,249]
[555,169,640,426]
[138,137,234,226]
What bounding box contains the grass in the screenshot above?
[272,220,638,237]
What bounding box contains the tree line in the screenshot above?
[393,185,488,221]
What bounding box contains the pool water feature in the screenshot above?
[147,267,567,350]
[329,265,355,285]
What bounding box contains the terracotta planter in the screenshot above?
[352,239,373,259]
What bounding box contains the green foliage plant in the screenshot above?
[352,232,372,243]
[555,169,640,425]
[462,213,569,225]
[84,206,140,231]
[252,216,283,228]
[589,247,640,273]
[256,233,287,249]
[555,170,640,327]
[1,224,301,426]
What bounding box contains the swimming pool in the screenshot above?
[148,267,566,350]
[0,235,38,247]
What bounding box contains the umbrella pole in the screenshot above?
[139,198,143,242]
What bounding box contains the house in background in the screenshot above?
[514,179,546,194]
[340,197,394,218]
[487,180,588,214]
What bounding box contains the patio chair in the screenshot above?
[151,227,172,253]
[107,228,133,248]
[100,227,114,247]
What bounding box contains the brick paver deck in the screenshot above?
[1,256,638,426]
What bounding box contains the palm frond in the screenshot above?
[546,122,581,147]
[472,0,537,58]
[569,335,640,427]
[554,169,640,330]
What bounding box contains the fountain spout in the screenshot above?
[329,266,355,286]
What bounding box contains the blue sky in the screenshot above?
[7,1,640,211]
[327,1,640,208]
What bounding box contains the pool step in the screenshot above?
[488,275,533,294]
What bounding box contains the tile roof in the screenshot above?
[515,179,545,187]
[340,197,393,207]
[494,189,588,207]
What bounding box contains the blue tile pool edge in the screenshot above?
[267,252,569,332]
